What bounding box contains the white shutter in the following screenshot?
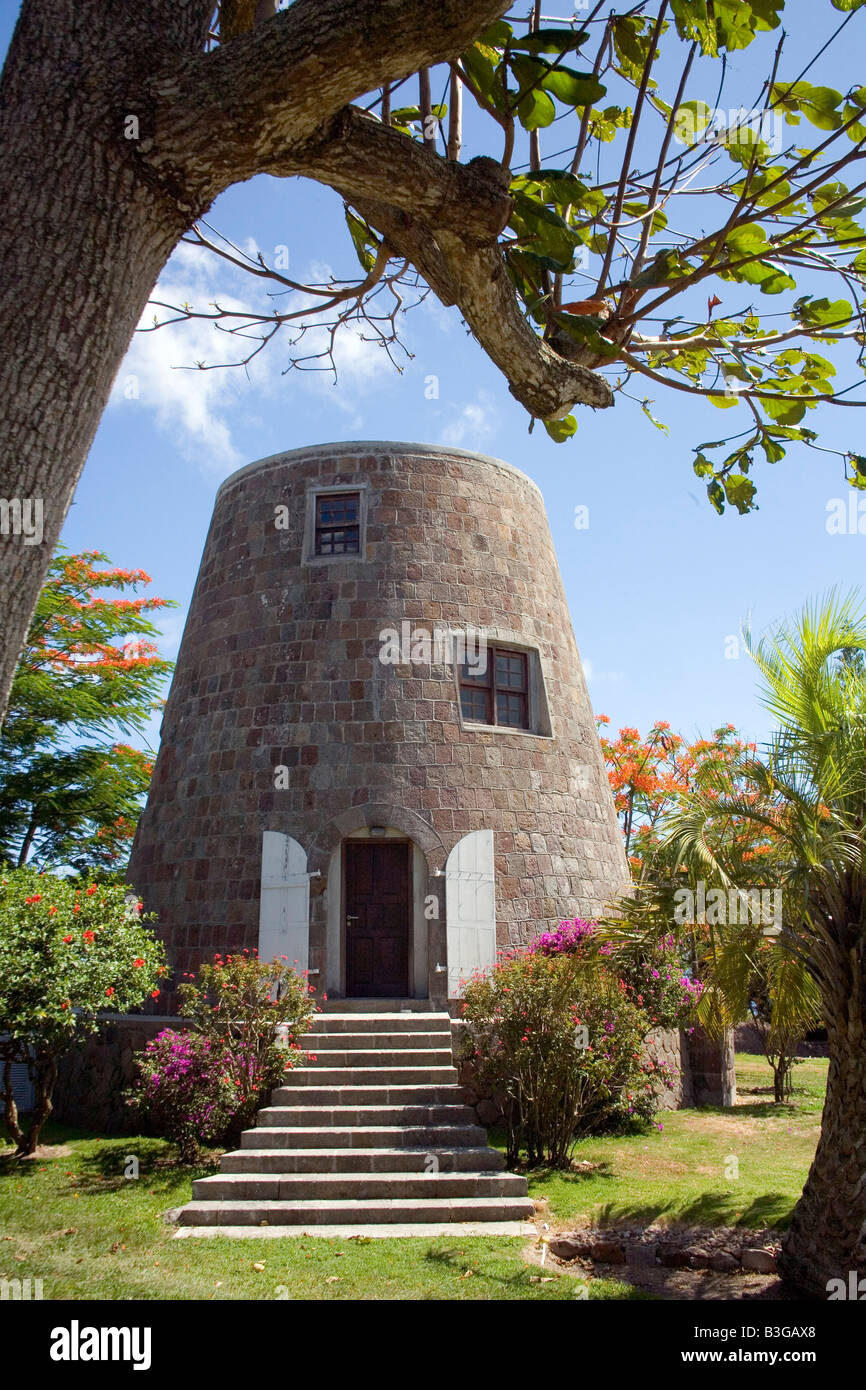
[258,831,310,971]
[445,829,496,997]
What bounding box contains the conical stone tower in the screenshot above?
[129,441,628,1010]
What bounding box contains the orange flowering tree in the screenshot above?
[0,550,175,875]
[596,716,767,883]
[0,867,165,1155]
[597,712,821,1112]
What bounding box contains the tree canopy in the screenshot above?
[2,0,866,718]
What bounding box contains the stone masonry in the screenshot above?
[127,441,630,1008]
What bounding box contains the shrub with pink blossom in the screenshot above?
[129,1029,234,1163]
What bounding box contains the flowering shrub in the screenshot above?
[0,866,165,1154]
[460,919,701,1166]
[528,919,702,1031]
[131,952,317,1159]
[179,950,316,1138]
[128,1030,234,1164]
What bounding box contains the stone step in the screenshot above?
[319,999,443,1014]
[297,1046,455,1066]
[178,1196,536,1227]
[297,1032,452,1053]
[281,1066,458,1088]
[193,1171,528,1201]
[310,1012,450,1032]
[269,1084,465,1107]
[239,1124,489,1150]
[220,1147,506,1174]
[256,1103,477,1127]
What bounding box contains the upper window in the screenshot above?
[459,647,530,730]
[314,492,360,556]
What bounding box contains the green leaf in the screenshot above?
[510,55,604,112]
[760,394,807,425]
[345,208,378,273]
[760,435,786,463]
[543,414,578,442]
[516,84,557,131]
[509,27,590,55]
[707,480,726,514]
[770,81,843,132]
[461,44,506,111]
[509,191,583,266]
[673,99,712,145]
[724,473,758,513]
[641,400,669,434]
[718,257,796,295]
[791,296,853,328]
[478,19,514,46]
[630,249,691,289]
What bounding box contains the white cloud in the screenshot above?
[109,237,413,464]
[440,392,497,451]
[109,240,270,471]
[582,658,624,686]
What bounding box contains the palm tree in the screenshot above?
[607,590,866,1296]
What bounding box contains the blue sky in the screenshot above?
[4,0,864,755]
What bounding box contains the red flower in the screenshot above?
[62,935,73,944]
[73,904,81,914]
[133,958,145,968]
[82,930,95,944]
[151,990,160,998]
[85,885,98,896]
[105,987,115,997]
[48,905,58,915]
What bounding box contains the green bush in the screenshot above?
[460,946,679,1166]
[128,1029,235,1164]
[176,950,316,1138]
[0,867,165,1154]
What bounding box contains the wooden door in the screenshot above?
[345,840,410,997]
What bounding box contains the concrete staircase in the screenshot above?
[176,1001,534,1235]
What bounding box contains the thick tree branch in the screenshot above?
[350,194,613,419]
[150,0,513,199]
[280,107,512,246]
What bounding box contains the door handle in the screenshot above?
[346,914,359,922]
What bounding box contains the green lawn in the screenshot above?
[0,1054,825,1300]
[498,1054,827,1232]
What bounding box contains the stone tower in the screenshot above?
[128,441,628,1009]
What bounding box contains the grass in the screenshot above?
[493,1054,828,1233]
[0,1053,825,1300]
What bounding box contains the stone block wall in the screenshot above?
[127,441,629,1008]
[53,1016,172,1135]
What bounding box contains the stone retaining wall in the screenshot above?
[52,1016,178,1135]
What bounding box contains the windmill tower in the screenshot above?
[128,441,629,1009]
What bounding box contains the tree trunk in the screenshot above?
[779,971,866,1296]
[16,1053,58,1156]
[0,1,208,723]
